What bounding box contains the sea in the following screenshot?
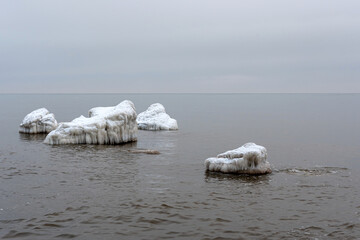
[0,93,359,239]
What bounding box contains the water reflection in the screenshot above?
[137,130,178,151]
[47,141,140,162]
[204,171,271,184]
[19,133,47,142]
[48,141,138,151]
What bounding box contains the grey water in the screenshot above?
[0,94,359,239]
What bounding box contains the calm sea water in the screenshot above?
[0,94,359,239]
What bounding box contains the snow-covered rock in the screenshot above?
[19,108,58,134]
[137,103,178,130]
[205,143,272,175]
[44,100,137,145]
[88,106,114,117]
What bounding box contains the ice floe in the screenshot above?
[137,103,178,130]
[19,108,58,134]
[44,100,137,145]
[205,143,272,175]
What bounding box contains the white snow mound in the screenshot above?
[44,100,137,145]
[19,108,58,134]
[137,103,178,130]
[205,143,272,175]
[88,106,114,117]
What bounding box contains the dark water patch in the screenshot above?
[0,219,25,224]
[159,203,179,209]
[204,171,271,183]
[214,217,231,223]
[126,149,160,154]
[65,206,89,212]
[112,215,133,223]
[6,170,38,177]
[42,223,63,228]
[44,212,63,217]
[136,216,180,225]
[325,223,360,239]
[55,234,77,239]
[18,133,47,142]
[202,237,244,240]
[166,213,191,220]
[2,230,43,239]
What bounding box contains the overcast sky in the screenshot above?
[1,0,359,93]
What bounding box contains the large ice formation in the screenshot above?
[137,103,178,130]
[19,108,58,134]
[205,143,272,175]
[88,106,114,117]
[44,100,137,145]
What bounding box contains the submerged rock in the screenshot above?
[137,103,178,130]
[44,100,137,145]
[205,143,272,175]
[19,108,58,134]
[127,149,160,154]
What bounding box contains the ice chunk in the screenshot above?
[205,143,272,175]
[137,103,178,130]
[44,100,137,145]
[88,106,114,117]
[19,108,58,134]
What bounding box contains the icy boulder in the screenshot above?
[44,100,137,145]
[205,143,272,175]
[88,106,114,117]
[137,103,178,130]
[19,108,58,134]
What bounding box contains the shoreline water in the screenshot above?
[0,93,359,239]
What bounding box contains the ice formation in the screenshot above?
[44,100,137,145]
[137,103,178,130]
[19,108,58,134]
[88,106,114,117]
[205,143,272,175]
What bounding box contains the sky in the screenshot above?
[1,0,359,93]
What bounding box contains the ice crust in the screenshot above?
[137,103,178,130]
[205,143,272,175]
[19,108,58,134]
[44,100,137,145]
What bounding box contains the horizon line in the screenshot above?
[0,92,359,95]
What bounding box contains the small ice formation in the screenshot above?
[44,100,137,145]
[205,143,272,175]
[19,108,58,134]
[137,103,178,130]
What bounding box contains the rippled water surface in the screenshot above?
[0,94,359,239]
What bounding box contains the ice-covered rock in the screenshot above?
[19,108,58,134]
[137,103,178,130]
[88,106,114,117]
[44,100,137,145]
[205,143,272,175]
